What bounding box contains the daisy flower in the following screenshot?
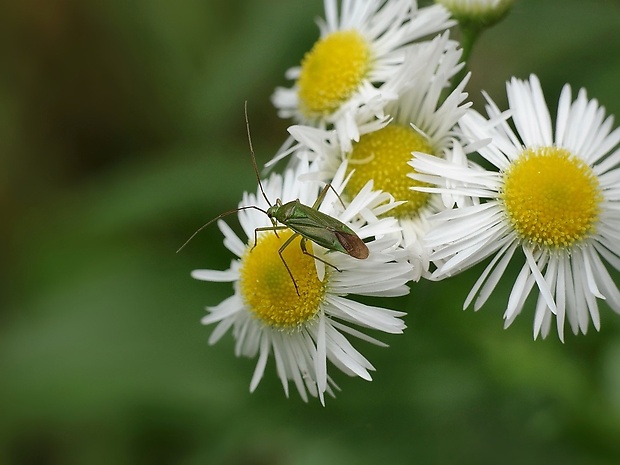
[272,0,453,152]
[436,0,514,27]
[191,158,412,404]
[411,74,620,340]
[435,0,514,68]
[288,32,472,280]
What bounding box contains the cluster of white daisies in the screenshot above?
[191,0,620,404]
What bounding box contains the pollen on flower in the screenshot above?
[297,30,371,117]
[501,147,603,249]
[345,124,435,219]
[239,229,327,328]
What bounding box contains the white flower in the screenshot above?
[411,74,620,340]
[192,158,412,404]
[436,0,514,25]
[272,0,453,152]
[287,32,472,280]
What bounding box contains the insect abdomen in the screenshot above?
[334,231,369,259]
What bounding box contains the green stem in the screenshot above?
[451,23,482,93]
[461,23,482,65]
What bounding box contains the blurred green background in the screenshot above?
[3,1,620,464]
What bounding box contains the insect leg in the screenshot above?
[277,232,302,296]
[252,225,288,250]
[299,237,342,272]
[312,183,347,210]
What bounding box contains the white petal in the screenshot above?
[191,268,238,282]
[250,335,270,392]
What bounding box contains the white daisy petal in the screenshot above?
[191,268,237,282]
[201,294,243,326]
[330,320,389,347]
[326,296,406,334]
[503,262,536,327]
[250,335,270,393]
[218,219,246,258]
[190,157,411,402]
[207,315,238,345]
[324,323,374,381]
[412,74,620,339]
[271,337,290,397]
[315,314,328,400]
[466,241,518,310]
[524,247,557,315]
[288,31,472,280]
[555,257,567,341]
[436,0,515,25]
[272,0,453,154]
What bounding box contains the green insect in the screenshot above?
[178,103,369,295]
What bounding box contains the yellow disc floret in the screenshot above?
[501,147,603,249]
[345,124,435,219]
[298,30,371,117]
[239,230,327,328]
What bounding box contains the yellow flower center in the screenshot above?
[298,30,371,117]
[501,147,602,249]
[345,124,435,219]
[239,230,327,328]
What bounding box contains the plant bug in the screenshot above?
[178,102,369,295]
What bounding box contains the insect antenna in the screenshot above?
[245,101,273,208]
[176,205,269,253]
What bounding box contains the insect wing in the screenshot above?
[285,204,368,259]
[333,230,369,259]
